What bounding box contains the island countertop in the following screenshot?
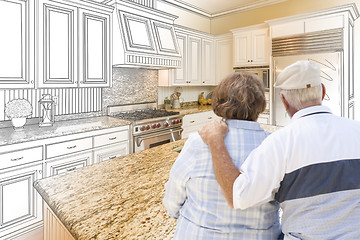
[34,139,186,240]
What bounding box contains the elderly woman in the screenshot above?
[163,72,281,239]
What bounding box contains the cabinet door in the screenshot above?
[233,33,251,66]
[0,164,43,238]
[252,29,269,65]
[0,0,34,88]
[201,39,215,85]
[215,37,233,85]
[44,151,92,177]
[79,9,111,87]
[38,0,78,88]
[187,36,202,85]
[171,33,187,86]
[93,142,129,164]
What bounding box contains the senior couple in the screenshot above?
[163,61,360,240]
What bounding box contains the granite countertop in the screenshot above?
[34,139,186,240]
[0,116,131,147]
[168,104,213,115]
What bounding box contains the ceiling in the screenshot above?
[159,0,288,17]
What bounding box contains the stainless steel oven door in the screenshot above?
[133,127,183,153]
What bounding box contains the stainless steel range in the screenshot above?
[108,102,183,153]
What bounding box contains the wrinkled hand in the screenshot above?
[198,120,228,146]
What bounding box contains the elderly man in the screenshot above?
[199,61,360,239]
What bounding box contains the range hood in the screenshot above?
[105,0,182,69]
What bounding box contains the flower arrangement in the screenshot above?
[5,99,33,119]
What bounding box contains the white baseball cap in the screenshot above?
[274,60,321,89]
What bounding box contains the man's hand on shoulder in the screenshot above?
[198,120,228,147]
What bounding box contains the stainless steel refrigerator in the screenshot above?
[273,52,342,126]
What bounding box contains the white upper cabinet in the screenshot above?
[79,9,111,87]
[37,0,112,88]
[159,26,216,86]
[214,33,233,85]
[231,24,270,67]
[0,0,34,88]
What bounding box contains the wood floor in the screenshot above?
[14,227,43,240]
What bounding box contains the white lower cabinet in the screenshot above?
[182,111,221,139]
[44,151,92,177]
[0,163,43,239]
[93,142,129,163]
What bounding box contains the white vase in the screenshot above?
[11,117,27,129]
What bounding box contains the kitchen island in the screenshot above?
[34,123,280,240]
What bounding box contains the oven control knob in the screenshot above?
[157,123,161,128]
[176,119,180,124]
[164,122,169,127]
[140,126,146,131]
[146,125,150,130]
[172,120,176,124]
[152,124,157,129]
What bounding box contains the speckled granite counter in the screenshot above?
[34,139,186,240]
[169,104,213,115]
[0,116,131,147]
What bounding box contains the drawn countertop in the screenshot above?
[0,116,132,147]
[34,139,186,240]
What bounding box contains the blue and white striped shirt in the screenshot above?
[163,120,281,239]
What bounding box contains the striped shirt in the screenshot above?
[234,106,360,239]
[163,120,281,239]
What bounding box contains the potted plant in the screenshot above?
[5,99,33,129]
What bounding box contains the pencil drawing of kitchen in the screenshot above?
[0,0,359,239]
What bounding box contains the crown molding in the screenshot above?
[158,0,288,18]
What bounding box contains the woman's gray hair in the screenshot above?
[280,84,323,111]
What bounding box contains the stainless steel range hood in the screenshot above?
[105,0,182,69]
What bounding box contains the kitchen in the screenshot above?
[0,0,359,239]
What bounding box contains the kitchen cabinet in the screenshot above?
[231,24,270,67]
[0,145,43,239]
[0,0,35,88]
[93,142,129,163]
[37,0,113,88]
[214,33,233,84]
[159,27,216,86]
[182,111,221,139]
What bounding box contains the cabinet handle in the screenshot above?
[208,117,212,119]
[109,156,117,159]
[67,145,77,149]
[203,81,205,83]
[66,167,76,172]
[10,156,24,161]
[248,60,250,62]
[190,120,195,123]
[109,137,117,140]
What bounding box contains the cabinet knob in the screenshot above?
[248,60,250,62]
[251,60,253,62]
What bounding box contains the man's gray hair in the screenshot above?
[280,84,322,111]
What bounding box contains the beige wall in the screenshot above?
[156,1,211,33]
[211,0,360,34]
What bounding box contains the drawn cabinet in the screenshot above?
[93,142,129,163]
[37,0,112,88]
[0,0,34,88]
[0,159,43,239]
[79,9,111,87]
[232,24,270,67]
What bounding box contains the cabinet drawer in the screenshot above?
[46,137,92,159]
[93,130,129,148]
[183,111,218,127]
[0,146,43,170]
[45,152,92,177]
